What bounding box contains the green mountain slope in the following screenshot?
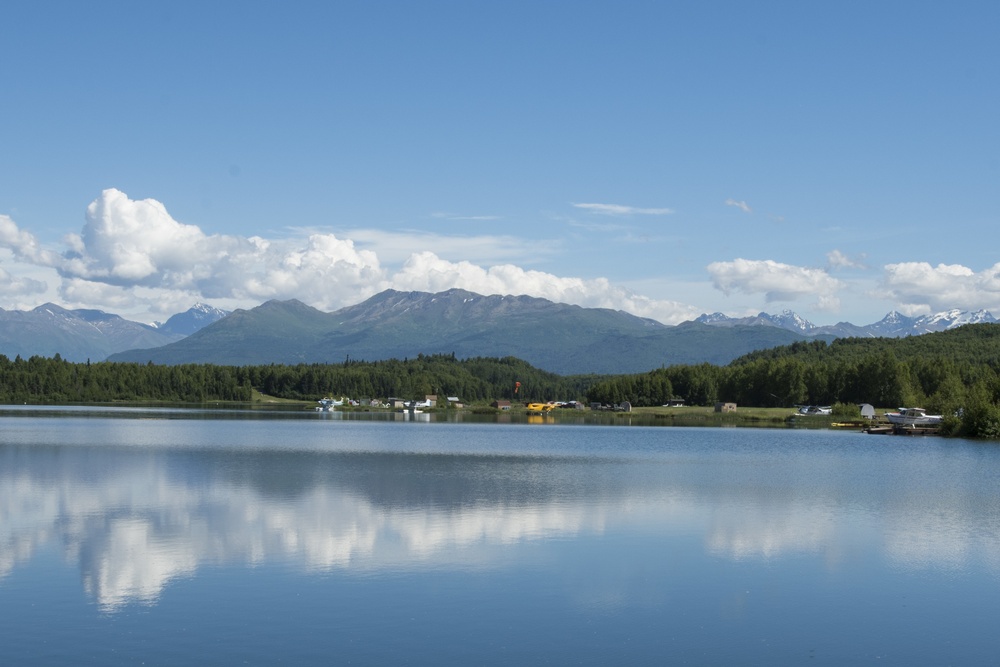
[115,299,336,365]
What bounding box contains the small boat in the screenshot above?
[885,407,942,427]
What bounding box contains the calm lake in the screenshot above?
[2,406,999,665]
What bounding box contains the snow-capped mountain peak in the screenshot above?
[916,309,997,332]
[769,309,816,333]
[158,304,230,337]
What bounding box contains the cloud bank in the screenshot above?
[0,190,700,324]
[882,262,1000,315]
[4,190,998,325]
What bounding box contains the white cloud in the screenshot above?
[707,258,843,305]
[58,279,140,311]
[0,248,60,307]
[724,199,752,214]
[0,266,47,297]
[429,212,502,221]
[0,215,61,265]
[826,249,866,270]
[65,189,207,283]
[572,202,674,216]
[882,262,1000,313]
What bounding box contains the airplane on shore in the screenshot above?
[795,405,832,415]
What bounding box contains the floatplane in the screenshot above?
[316,397,345,412]
[884,407,942,427]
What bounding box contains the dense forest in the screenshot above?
[5,323,1000,437]
[0,353,594,405]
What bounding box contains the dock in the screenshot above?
[864,422,941,436]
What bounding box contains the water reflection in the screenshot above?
[1,444,615,610]
[3,421,1000,613]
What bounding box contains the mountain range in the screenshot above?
[2,290,995,375]
[695,308,997,338]
[108,290,810,374]
[0,303,228,363]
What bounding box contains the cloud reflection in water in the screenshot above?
[3,426,1000,612]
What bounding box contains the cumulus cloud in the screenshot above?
[0,215,61,265]
[882,262,1000,313]
[707,258,843,305]
[572,202,674,216]
[0,190,391,314]
[724,199,752,214]
[61,190,384,298]
[62,190,208,283]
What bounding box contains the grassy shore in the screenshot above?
[240,393,876,429]
[458,404,859,428]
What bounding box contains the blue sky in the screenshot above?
[1,1,998,325]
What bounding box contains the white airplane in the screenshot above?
[795,405,831,415]
[316,397,345,412]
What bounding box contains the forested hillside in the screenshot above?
[586,323,1000,437]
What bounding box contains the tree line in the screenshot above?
[0,353,593,405]
[6,323,1000,437]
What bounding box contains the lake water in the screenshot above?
[2,406,999,665]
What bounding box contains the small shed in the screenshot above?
[715,402,737,413]
[858,403,876,419]
[491,400,512,410]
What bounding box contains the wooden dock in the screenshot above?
[864,423,940,436]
